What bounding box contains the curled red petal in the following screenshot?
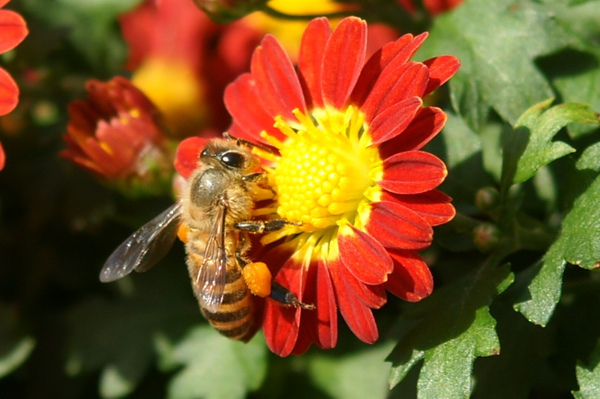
[365,201,433,250]
[385,250,433,302]
[423,55,461,96]
[380,150,448,194]
[361,62,428,123]
[352,32,428,106]
[342,265,387,308]
[379,107,447,156]
[298,17,331,109]
[251,35,306,122]
[369,97,422,145]
[321,16,367,109]
[224,74,283,144]
[0,67,18,115]
[0,9,28,53]
[382,190,456,226]
[338,224,393,285]
[0,141,5,171]
[174,137,208,178]
[329,259,379,344]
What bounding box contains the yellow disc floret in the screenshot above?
[261,106,383,238]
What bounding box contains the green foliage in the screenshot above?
[1,0,600,398]
[573,340,600,399]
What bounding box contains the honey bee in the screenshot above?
[100,136,313,341]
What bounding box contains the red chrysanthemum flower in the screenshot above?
[61,77,174,195]
[0,0,28,171]
[177,16,459,356]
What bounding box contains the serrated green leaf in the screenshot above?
[307,341,395,399]
[419,0,574,128]
[511,100,598,184]
[388,264,513,396]
[572,340,600,399]
[515,173,600,325]
[0,303,36,378]
[159,325,267,399]
[513,255,565,327]
[418,307,500,398]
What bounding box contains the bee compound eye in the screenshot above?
[220,151,246,169]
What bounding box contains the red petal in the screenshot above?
[380,151,448,194]
[352,32,428,106]
[342,265,387,308]
[382,190,456,226]
[365,201,433,250]
[379,107,447,156]
[369,97,422,145]
[361,62,428,123]
[263,258,307,357]
[0,9,28,53]
[300,259,338,350]
[0,67,18,115]
[174,137,208,178]
[251,35,306,122]
[224,74,283,144]
[338,224,393,285]
[423,55,461,96]
[298,17,331,109]
[321,17,367,109]
[329,259,379,343]
[385,250,433,302]
[0,141,5,171]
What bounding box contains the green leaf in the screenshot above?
[435,112,495,202]
[515,173,600,325]
[420,0,575,128]
[511,100,598,184]
[417,307,500,398]
[388,264,513,397]
[0,304,36,378]
[66,264,198,398]
[22,0,138,74]
[576,142,600,171]
[307,341,395,399]
[156,325,267,399]
[573,340,600,399]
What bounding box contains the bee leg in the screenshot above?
[234,219,299,233]
[236,234,314,310]
[270,282,315,310]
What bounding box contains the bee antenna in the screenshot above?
[223,132,274,154]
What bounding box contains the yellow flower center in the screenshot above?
[259,106,383,243]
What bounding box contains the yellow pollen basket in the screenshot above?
[263,106,382,234]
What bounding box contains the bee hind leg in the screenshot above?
[270,282,316,310]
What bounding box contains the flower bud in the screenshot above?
[61,77,174,196]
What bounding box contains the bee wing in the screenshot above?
[195,202,228,313]
[100,202,182,282]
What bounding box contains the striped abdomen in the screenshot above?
[185,231,258,342]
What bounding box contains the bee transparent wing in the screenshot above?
[100,202,182,283]
[195,202,228,313]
